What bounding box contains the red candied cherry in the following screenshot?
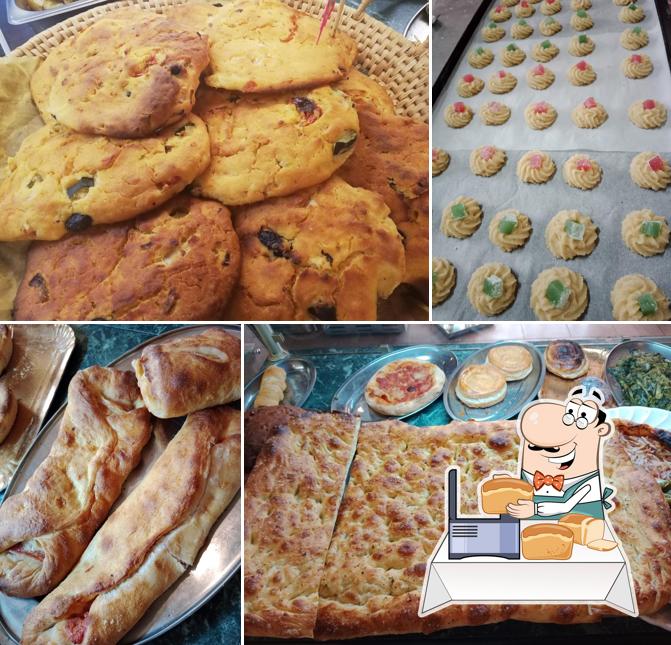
[576,60,588,71]
[522,0,529,5]
[530,154,544,169]
[576,158,592,171]
[481,146,496,160]
[631,54,642,63]
[534,101,549,113]
[583,97,597,108]
[533,64,545,75]
[454,101,466,113]
[643,99,656,110]
[648,155,665,172]
[489,101,502,112]
[547,0,555,4]
[463,73,475,83]
[498,70,507,78]
[496,5,503,12]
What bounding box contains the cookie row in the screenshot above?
[432,259,670,321]
[432,149,671,191]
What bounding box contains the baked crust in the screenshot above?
[333,69,396,116]
[545,340,588,378]
[244,411,360,638]
[0,367,151,598]
[0,324,12,374]
[22,406,240,645]
[0,382,18,444]
[133,328,240,418]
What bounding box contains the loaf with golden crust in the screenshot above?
[0,366,151,598]
[13,195,240,321]
[133,328,240,418]
[22,406,240,645]
[481,476,533,514]
[245,411,360,638]
[314,420,671,638]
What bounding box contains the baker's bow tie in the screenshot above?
[533,471,564,491]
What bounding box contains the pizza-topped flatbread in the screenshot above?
[364,359,446,416]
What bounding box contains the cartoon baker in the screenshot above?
[506,385,615,520]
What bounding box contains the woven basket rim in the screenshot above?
[10,0,428,122]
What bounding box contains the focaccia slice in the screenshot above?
[315,420,671,638]
[22,406,241,645]
[0,367,152,598]
[244,411,360,638]
[133,327,240,418]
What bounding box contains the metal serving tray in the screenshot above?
[243,357,317,410]
[0,324,241,645]
[605,340,671,408]
[0,324,75,491]
[331,344,458,422]
[444,340,544,422]
[7,0,110,26]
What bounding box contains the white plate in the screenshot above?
[606,406,671,431]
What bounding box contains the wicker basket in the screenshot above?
[11,0,428,122]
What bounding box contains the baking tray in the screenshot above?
[444,340,544,421]
[330,344,458,421]
[0,324,75,491]
[243,357,317,410]
[604,339,671,408]
[0,324,241,645]
[404,1,429,42]
[7,0,110,26]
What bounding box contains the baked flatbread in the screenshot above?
[614,418,671,485]
[244,411,360,638]
[22,406,240,645]
[364,359,446,416]
[133,328,240,418]
[0,367,151,598]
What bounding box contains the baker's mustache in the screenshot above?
[527,444,561,453]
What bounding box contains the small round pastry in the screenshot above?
[562,154,602,190]
[527,64,555,89]
[470,145,507,176]
[0,383,17,444]
[441,196,483,239]
[489,209,532,251]
[458,73,485,98]
[630,152,671,190]
[611,274,671,321]
[531,267,589,321]
[482,22,506,42]
[621,209,670,257]
[545,340,588,378]
[467,263,518,316]
[517,150,556,183]
[456,364,508,408]
[525,100,558,129]
[516,1,535,17]
[501,42,526,66]
[622,53,653,78]
[468,46,495,68]
[490,4,512,21]
[545,210,598,259]
[503,0,520,5]
[571,0,591,8]
[568,59,596,85]
[532,39,559,61]
[569,33,595,56]
[432,258,456,307]
[613,0,630,5]
[480,100,511,125]
[628,99,667,129]
[540,0,561,15]
[0,325,12,375]
[445,101,473,128]
[620,26,648,49]
[487,345,533,381]
[432,148,450,176]
[512,19,534,38]
[571,96,608,128]
[619,3,644,23]
[539,17,562,35]
[488,69,518,93]
[571,9,593,30]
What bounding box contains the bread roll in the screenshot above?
[522,523,574,560]
[0,382,18,444]
[481,477,534,514]
[558,513,604,545]
[254,365,287,408]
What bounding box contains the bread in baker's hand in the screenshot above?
[0,325,12,374]
[481,476,534,514]
[522,523,574,560]
[0,382,18,444]
[133,327,240,418]
[254,365,287,408]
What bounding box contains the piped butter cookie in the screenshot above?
[571,9,593,30]
[628,99,667,129]
[620,26,648,49]
[441,196,483,239]
[458,73,485,97]
[622,53,653,78]
[569,33,595,55]
[488,69,518,93]
[531,267,589,320]
[525,101,557,129]
[489,210,532,251]
[432,258,456,307]
[517,150,556,183]
[470,145,507,176]
[572,96,607,128]
[611,274,670,321]
[445,101,473,128]
[568,60,596,85]
[563,154,602,189]
[540,0,561,15]
[512,19,534,38]
[501,43,526,66]
[482,22,506,42]
[532,39,559,61]
[630,152,671,191]
[516,1,535,18]
[527,64,555,89]
[468,46,495,68]
[432,148,450,176]
[619,3,645,23]
[480,101,511,125]
[468,263,518,316]
[621,209,669,256]
[545,210,598,259]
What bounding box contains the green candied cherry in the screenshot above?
[483,275,503,299]
[632,26,642,34]
[576,9,587,18]
[488,21,498,29]
[451,202,467,219]
[564,220,585,241]
[541,39,552,49]
[638,293,658,316]
[498,212,518,235]
[545,17,555,24]
[628,3,638,10]
[476,46,485,55]
[545,279,571,308]
[640,220,662,238]
[518,19,527,26]
[578,34,588,43]
[507,43,518,51]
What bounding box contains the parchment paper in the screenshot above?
[433,0,671,152]
[432,149,671,321]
